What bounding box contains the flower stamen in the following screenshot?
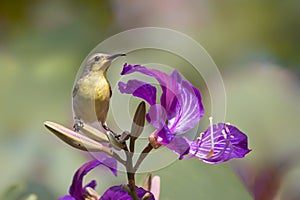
[206,117,215,158]
[197,132,204,142]
[221,129,227,139]
[225,122,230,133]
[225,123,235,138]
[206,149,214,158]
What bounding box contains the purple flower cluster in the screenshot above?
[57,63,250,200]
[119,63,250,163]
[60,159,154,200]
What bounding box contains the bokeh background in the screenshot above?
[1,1,300,199]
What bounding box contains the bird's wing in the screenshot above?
[109,81,112,98]
[72,83,79,97]
[72,64,91,98]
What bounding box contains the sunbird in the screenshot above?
[72,53,126,132]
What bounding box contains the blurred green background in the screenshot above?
[1,0,300,199]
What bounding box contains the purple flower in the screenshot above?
[188,122,251,164]
[119,64,204,157]
[119,63,250,163]
[59,159,155,200]
[59,159,117,200]
[100,185,155,200]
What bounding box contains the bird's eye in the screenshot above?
[94,56,101,62]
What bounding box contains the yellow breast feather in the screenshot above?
[78,72,110,100]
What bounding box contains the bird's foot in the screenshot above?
[73,119,84,132]
[103,123,110,132]
[103,123,121,139]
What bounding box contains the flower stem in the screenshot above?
[127,174,138,200]
[111,151,126,166]
[133,143,153,173]
[130,136,136,152]
[124,145,138,200]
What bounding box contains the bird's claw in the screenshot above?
[103,124,121,139]
[103,124,110,132]
[73,119,84,132]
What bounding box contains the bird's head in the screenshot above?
[86,53,126,73]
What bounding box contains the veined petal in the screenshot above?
[120,64,180,119]
[120,64,204,135]
[169,79,204,133]
[118,79,156,105]
[170,69,182,82]
[189,123,251,164]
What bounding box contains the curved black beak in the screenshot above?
[107,53,126,60]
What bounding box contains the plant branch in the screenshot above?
[129,136,136,152]
[133,143,153,173]
[111,151,126,166]
[124,145,138,200]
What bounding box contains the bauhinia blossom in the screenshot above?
[188,119,251,164]
[59,159,155,200]
[118,63,250,163]
[59,159,108,200]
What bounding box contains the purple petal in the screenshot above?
[156,125,174,144]
[136,186,155,199]
[66,159,117,199]
[170,70,182,82]
[120,63,135,75]
[189,123,251,164]
[83,180,97,192]
[58,196,75,200]
[120,64,204,135]
[69,160,100,199]
[146,104,168,129]
[100,185,155,200]
[120,64,180,119]
[165,137,190,159]
[118,80,157,105]
[98,154,118,177]
[169,79,204,134]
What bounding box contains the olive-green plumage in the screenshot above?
[72,53,125,131]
